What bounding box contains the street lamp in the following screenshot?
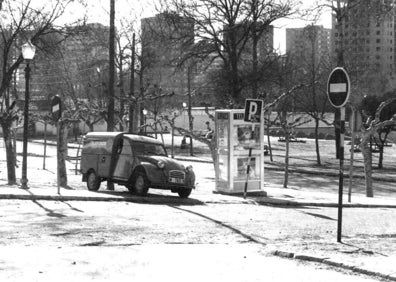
[20,40,36,189]
[142,109,148,135]
[182,102,187,128]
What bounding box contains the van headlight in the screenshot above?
[157,161,165,169]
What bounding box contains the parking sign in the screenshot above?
[244,99,263,122]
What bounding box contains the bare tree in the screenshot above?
[287,25,333,165]
[359,98,396,197]
[161,0,300,107]
[0,0,84,185]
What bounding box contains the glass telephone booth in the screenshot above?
[215,109,265,194]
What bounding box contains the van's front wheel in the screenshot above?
[87,170,101,191]
[178,188,192,198]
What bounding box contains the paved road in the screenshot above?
[0,245,380,282]
[1,199,395,281]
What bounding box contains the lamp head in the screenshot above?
[143,109,148,115]
[21,40,36,61]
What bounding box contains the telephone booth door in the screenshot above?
[215,109,264,194]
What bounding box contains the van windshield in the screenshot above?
[133,142,167,156]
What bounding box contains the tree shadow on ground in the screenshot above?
[26,190,67,218]
[93,190,205,206]
[169,205,267,245]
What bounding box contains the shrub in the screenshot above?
[295,131,307,138]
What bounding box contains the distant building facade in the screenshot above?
[141,13,195,105]
[331,1,396,93]
[286,25,331,63]
[17,23,110,111]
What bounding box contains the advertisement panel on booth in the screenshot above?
[233,124,260,150]
[235,156,260,180]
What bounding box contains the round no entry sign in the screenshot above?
[51,95,62,121]
[327,67,350,108]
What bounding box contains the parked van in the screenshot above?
[80,132,195,198]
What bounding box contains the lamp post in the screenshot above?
[20,40,36,189]
[142,109,148,135]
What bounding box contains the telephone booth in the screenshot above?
[215,109,265,194]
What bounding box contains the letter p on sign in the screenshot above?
[244,99,263,122]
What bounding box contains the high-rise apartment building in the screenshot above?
[141,13,195,101]
[286,25,331,64]
[332,2,396,92]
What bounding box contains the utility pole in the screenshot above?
[129,33,135,133]
[107,0,115,131]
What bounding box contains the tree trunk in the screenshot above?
[283,130,289,188]
[267,129,273,162]
[251,2,258,97]
[58,121,68,187]
[210,141,218,181]
[360,136,373,197]
[107,0,115,131]
[314,118,321,165]
[1,121,16,185]
[378,144,384,169]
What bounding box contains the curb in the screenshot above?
[265,165,396,183]
[2,192,396,208]
[254,200,396,208]
[272,250,396,281]
[0,192,256,205]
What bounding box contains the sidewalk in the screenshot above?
[1,182,396,281]
[1,139,396,281]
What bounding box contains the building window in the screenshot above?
[376,47,381,51]
[376,30,381,35]
[376,39,381,43]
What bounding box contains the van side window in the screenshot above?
[121,142,132,155]
[116,138,124,154]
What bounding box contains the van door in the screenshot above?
[112,138,133,180]
[97,138,113,177]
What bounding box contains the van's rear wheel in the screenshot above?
[87,170,101,191]
[131,172,149,196]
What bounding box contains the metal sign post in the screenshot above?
[338,107,346,242]
[243,99,263,199]
[327,68,350,243]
